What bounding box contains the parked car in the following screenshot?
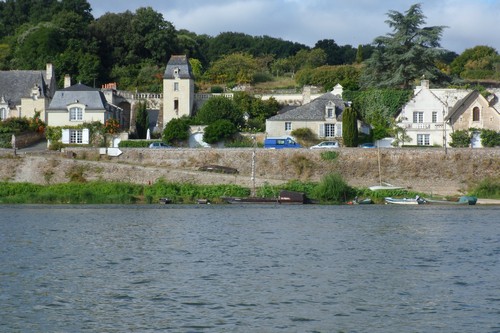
[359,142,376,148]
[149,142,172,148]
[264,137,302,149]
[310,141,339,149]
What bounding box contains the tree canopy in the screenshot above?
[361,3,448,89]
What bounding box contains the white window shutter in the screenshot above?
[82,128,90,144]
[318,124,325,138]
[337,123,342,137]
[62,129,70,144]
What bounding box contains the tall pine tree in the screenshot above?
[361,4,447,89]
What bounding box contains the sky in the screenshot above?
[87,0,500,54]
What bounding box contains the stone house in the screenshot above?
[445,90,500,147]
[265,84,368,142]
[0,63,56,122]
[46,80,123,145]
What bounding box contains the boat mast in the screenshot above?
[251,135,256,197]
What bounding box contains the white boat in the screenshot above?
[369,182,404,191]
[384,196,427,205]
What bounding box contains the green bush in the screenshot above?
[320,151,339,161]
[470,177,500,199]
[481,129,500,147]
[210,86,224,93]
[163,116,191,144]
[313,173,353,203]
[118,140,155,148]
[450,130,471,148]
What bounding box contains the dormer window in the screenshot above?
[173,68,180,78]
[325,102,335,119]
[70,106,83,121]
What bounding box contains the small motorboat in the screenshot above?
[424,196,477,205]
[384,196,427,205]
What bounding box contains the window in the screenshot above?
[324,123,335,137]
[472,107,480,122]
[0,107,6,120]
[70,107,83,121]
[417,134,430,146]
[174,82,179,91]
[432,111,437,123]
[174,99,179,115]
[70,130,83,144]
[326,107,334,118]
[285,122,292,131]
[413,111,423,123]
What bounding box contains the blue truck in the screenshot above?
[263,137,302,149]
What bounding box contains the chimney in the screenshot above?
[302,86,311,105]
[64,75,71,88]
[46,63,53,81]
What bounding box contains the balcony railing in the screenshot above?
[401,122,446,130]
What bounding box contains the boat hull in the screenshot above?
[424,196,477,205]
[384,197,426,205]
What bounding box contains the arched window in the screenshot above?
[0,107,6,120]
[472,107,480,122]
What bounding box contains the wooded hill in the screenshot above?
[1,1,499,94]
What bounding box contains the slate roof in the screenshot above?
[446,90,500,121]
[0,70,50,107]
[47,83,108,110]
[164,55,194,80]
[267,91,347,121]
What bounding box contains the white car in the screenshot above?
[310,141,339,149]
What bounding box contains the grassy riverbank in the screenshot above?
[4,175,497,205]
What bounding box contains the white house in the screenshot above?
[395,80,470,146]
[46,82,123,144]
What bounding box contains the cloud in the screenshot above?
[88,0,500,53]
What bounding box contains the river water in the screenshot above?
[1,204,499,332]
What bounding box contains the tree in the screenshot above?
[203,119,237,144]
[361,3,448,89]
[450,46,500,80]
[233,92,280,131]
[195,96,244,127]
[162,116,191,145]
[206,52,259,85]
[135,101,149,139]
[341,107,358,147]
